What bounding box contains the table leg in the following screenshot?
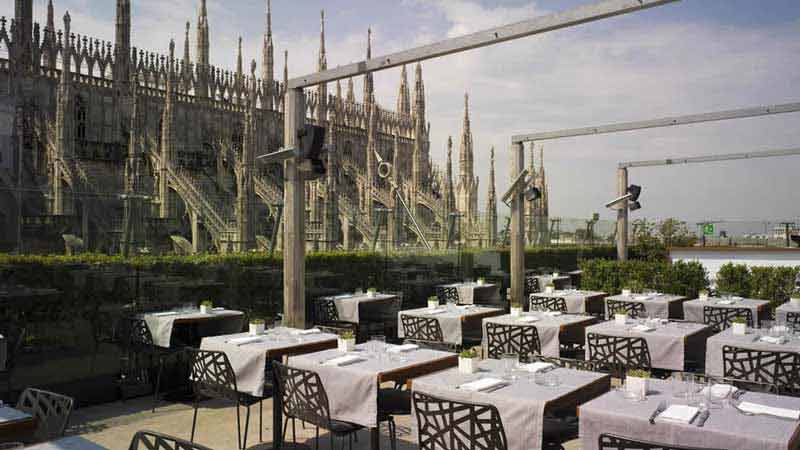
[272,357,283,449]
[370,427,380,450]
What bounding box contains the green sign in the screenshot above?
[702,223,715,236]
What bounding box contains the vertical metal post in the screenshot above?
[510,142,525,306]
[284,88,306,328]
[616,167,628,261]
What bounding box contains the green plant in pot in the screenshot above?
[731,316,748,335]
[459,348,479,374]
[621,284,633,297]
[338,330,356,352]
[366,287,377,297]
[509,295,523,317]
[625,369,651,399]
[249,318,265,336]
[612,306,628,325]
[427,295,440,310]
[544,283,556,294]
[477,277,486,286]
[698,289,710,301]
[200,300,213,314]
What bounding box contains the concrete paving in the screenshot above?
[67,395,582,450]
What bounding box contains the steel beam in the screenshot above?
[288,0,679,89]
[620,147,800,169]
[513,102,800,144]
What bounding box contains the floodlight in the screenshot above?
[629,201,641,211]
[524,186,541,202]
[501,169,529,206]
[627,184,642,201]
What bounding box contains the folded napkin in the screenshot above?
[738,402,800,420]
[701,383,738,398]
[634,296,652,301]
[543,311,562,317]
[760,336,786,345]
[152,311,178,317]
[228,336,263,346]
[334,294,354,299]
[425,308,447,315]
[659,404,699,424]
[459,377,506,392]
[517,316,540,323]
[520,362,554,373]
[292,328,321,336]
[772,325,790,333]
[388,344,419,353]
[632,324,655,333]
[323,355,364,366]
[212,307,226,311]
[716,300,735,305]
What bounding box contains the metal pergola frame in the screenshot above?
[512,104,800,262]
[275,0,681,328]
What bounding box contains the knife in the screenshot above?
[649,400,668,424]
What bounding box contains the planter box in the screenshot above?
[459,357,479,374]
[249,323,265,336]
[338,338,355,352]
[732,322,747,335]
[510,307,522,318]
[626,376,649,398]
[200,305,212,314]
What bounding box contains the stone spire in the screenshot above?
[196,0,210,98]
[486,146,498,245]
[442,136,455,216]
[363,28,374,104]
[316,10,327,124]
[183,22,191,66]
[262,0,274,109]
[43,0,56,69]
[365,102,378,222]
[15,0,34,71]
[46,0,55,36]
[114,0,131,84]
[236,36,243,77]
[412,62,425,126]
[53,11,73,215]
[159,38,178,219]
[396,65,411,116]
[346,77,355,103]
[411,62,426,191]
[236,59,258,251]
[456,93,478,223]
[283,50,288,92]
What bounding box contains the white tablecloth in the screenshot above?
[482,313,595,357]
[398,306,504,345]
[142,309,245,348]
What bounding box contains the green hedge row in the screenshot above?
[716,263,799,304]
[579,258,710,298]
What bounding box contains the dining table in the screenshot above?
[321,292,401,324]
[776,301,800,324]
[0,405,36,442]
[705,327,800,378]
[288,343,458,450]
[580,378,800,450]
[683,297,771,326]
[530,290,607,315]
[585,319,713,371]
[482,313,597,358]
[411,358,610,450]
[142,307,245,348]
[398,305,505,346]
[438,282,502,305]
[605,293,689,319]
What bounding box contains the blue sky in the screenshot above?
[4,0,800,228]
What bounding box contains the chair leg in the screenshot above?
[259,400,263,442]
[315,426,320,450]
[291,418,297,444]
[389,417,397,450]
[190,402,199,442]
[241,404,251,450]
[152,357,165,413]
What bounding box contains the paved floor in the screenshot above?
[68,395,582,450]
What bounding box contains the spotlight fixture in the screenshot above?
[605,184,643,212]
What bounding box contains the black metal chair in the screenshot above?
[599,433,725,450]
[400,314,450,350]
[312,298,358,337]
[273,362,362,450]
[524,276,541,297]
[128,430,214,450]
[703,306,753,332]
[606,299,647,319]
[15,387,74,443]
[529,295,568,313]
[436,286,460,304]
[188,349,264,450]
[785,311,800,331]
[119,317,184,412]
[0,324,25,402]
[485,322,541,362]
[721,345,800,396]
[529,355,600,373]
[360,292,403,343]
[412,390,507,450]
[687,372,778,394]
[587,333,651,378]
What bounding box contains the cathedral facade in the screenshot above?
[0,0,515,254]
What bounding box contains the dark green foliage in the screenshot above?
[716,263,799,304]
[579,259,709,298]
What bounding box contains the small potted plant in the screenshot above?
[249,318,265,336]
[698,289,710,301]
[366,287,377,298]
[612,306,628,326]
[427,295,440,310]
[477,277,486,286]
[458,348,479,374]
[621,285,632,297]
[200,300,213,314]
[338,330,356,352]
[625,369,651,399]
[544,283,555,294]
[731,317,748,335]
[791,288,800,307]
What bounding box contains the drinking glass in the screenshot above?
[501,353,519,380]
[370,335,386,359]
[671,372,691,398]
[355,287,364,296]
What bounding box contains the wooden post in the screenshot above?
[510,142,525,306]
[617,167,628,261]
[284,88,306,328]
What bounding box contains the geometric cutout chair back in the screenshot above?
[436,286,460,304]
[128,430,214,450]
[529,295,567,313]
[703,306,753,332]
[587,333,651,375]
[187,349,239,402]
[530,355,599,373]
[722,345,800,396]
[485,322,541,362]
[401,315,445,344]
[272,362,332,431]
[606,299,647,319]
[599,433,725,450]
[0,324,26,370]
[524,276,540,296]
[785,312,800,332]
[412,390,507,450]
[124,317,156,348]
[15,387,74,441]
[314,298,340,324]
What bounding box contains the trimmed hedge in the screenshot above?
[716,263,799,304]
[579,258,709,299]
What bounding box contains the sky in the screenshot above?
[3,0,800,229]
